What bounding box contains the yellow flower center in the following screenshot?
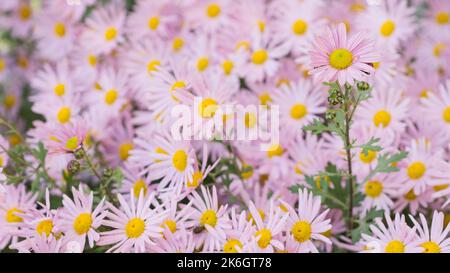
[222,60,234,75]
[435,12,449,25]
[172,150,188,172]
[247,209,265,224]
[433,184,449,192]
[380,20,396,37]
[65,136,79,151]
[199,98,218,118]
[252,49,268,65]
[421,241,441,253]
[360,150,377,164]
[4,94,16,109]
[172,37,184,52]
[132,179,148,198]
[241,164,254,180]
[0,58,5,72]
[407,161,426,180]
[259,92,272,106]
[291,221,312,243]
[54,23,66,37]
[54,84,65,96]
[266,144,284,158]
[118,142,133,161]
[18,5,31,21]
[329,48,353,70]
[147,60,161,73]
[161,219,177,233]
[235,41,250,51]
[206,3,221,18]
[385,240,405,253]
[245,113,257,128]
[36,219,53,237]
[6,208,24,223]
[373,110,391,128]
[365,180,383,198]
[197,57,209,72]
[187,171,203,188]
[105,89,118,105]
[404,189,417,201]
[73,213,92,235]
[350,3,366,12]
[373,62,380,69]
[148,16,160,30]
[255,228,272,249]
[290,103,307,120]
[200,209,217,227]
[57,107,71,124]
[224,239,243,253]
[441,107,450,123]
[105,27,117,41]
[292,19,308,35]
[125,218,145,238]
[88,55,97,67]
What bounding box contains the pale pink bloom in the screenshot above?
[98,191,167,253]
[248,199,288,253]
[355,88,409,144]
[355,0,417,49]
[0,135,10,168]
[154,196,194,236]
[410,211,450,253]
[272,79,326,139]
[415,37,450,76]
[185,186,230,252]
[150,228,196,253]
[370,45,407,90]
[44,119,87,155]
[360,213,421,253]
[55,186,106,250]
[3,1,34,38]
[405,69,440,103]
[186,0,239,35]
[119,163,155,200]
[0,184,37,249]
[421,0,450,40]
[394,188,433,216]
[281,189,331,253]
[32,96,81,125]
[33,11,76,61]
[80,3,126,55]
[359,173,397,216]
[309,23,379,84]
[419,80,450,140]
[12,235,63,253]
[125,0,180,41]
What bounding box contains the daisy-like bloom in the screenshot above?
[43,0,96,22]
[241,30,290,83]
[270,0,326,56]
[150,228,196,253]
[44,119,87,155]
[360,213,421,253]
[422,0,450,40]
[248,199,288,253]
[370,45,406,90]
[125,0,180,42]
[272,79,326,139]
[119,163,155,200]
[394,188,433,216]
[355,88,409,143]
[359,173,398,216]
[33,10,75,61]
[185,34,217,75]
[80,2,126,55]
[209,208,255,253]
[186,0,239,35]
[405,69,440,103]
[309,23,379,84]
[0,135,10,168]
[120,37,169,96]
[409,211,450,253]
[281,189,331,253]
[185,186,230,252]
[355,0,416,49]
[12,235,63,253]
[415,37,449,77]
[419,80,450,140]
[130,128,196,194]
[32,96,81,125]
[155,196,194,235]
[98,191,167,253]
[0,184,37,249]
[55,186,106,250]
[398,138,450,195]
[5,1,34,38]
[86,67,129,119]
[99,114,135,167]
[30,60,80,103]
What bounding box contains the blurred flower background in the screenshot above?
[0,0,450,253]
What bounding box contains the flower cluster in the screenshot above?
[0,0,450,253]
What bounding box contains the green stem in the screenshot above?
[80,147,102,180]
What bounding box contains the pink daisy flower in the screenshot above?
[281,188,332,253]
[409,211,450,253]
[309,22,379,84]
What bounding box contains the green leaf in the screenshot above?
[363,151,408,183]
[359,137,382,156]
[351,208,384,243]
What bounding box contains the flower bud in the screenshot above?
[67,160,80,175]
[357,81,370,91]
[102,167,113,180]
